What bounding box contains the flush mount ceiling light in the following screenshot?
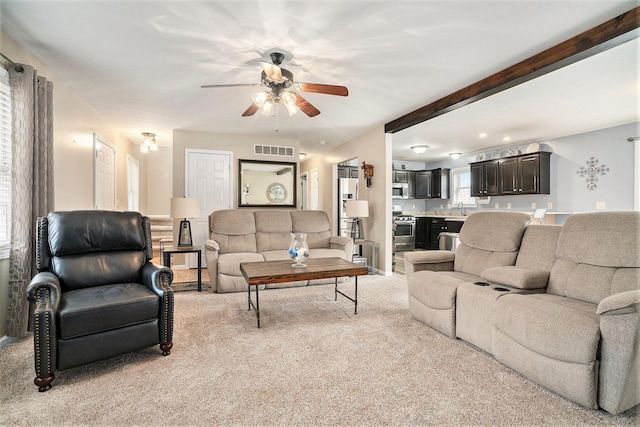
[299,152,307,160]
[411,145,429,154]
[140,132,158,153]
[449,152,462,159]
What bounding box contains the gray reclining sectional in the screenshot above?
[405,211,640,415]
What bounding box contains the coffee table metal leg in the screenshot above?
[334,277,338,301]
[335,276,359,314]
[247,284,261,328]
[355,276,358,314]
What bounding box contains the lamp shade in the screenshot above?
[345,200,369,218]
[170,197,200,219]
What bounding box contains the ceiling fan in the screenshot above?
[201,52,348,117]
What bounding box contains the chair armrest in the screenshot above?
[26,272,61,309]
[26,272,61,382]
[403,250,455,276]
[141,262,174,351]
[204,239,220,252]
[204,240,220,292]
[330,236,354,260]
[142,262,174,296]
[481,266,549,290]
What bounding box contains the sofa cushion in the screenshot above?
[291,210,331,249]
[261,250,291,261]
[308,248,349,260]
[408,271,477,310]
[255,211,294,252]
[494,293,600,365]
[515,224,562,270]
[459,212,530,252]
[59,283,159,339]
[454,244,518,277]
[210,210,257,254]
[556,211,640,268]
[218,252,264,276]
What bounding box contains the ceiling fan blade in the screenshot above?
[297,82,348,96]
[260,60,283,82]
[242,103,259,117]
[295,94,320,117]
[201,84,260,89]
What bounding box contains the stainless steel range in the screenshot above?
[392,205,415,252]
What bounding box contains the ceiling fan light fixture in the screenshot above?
[282,92,298,116]
[252,92,268,108]
[411,145,429,154]
[261,99,274,116]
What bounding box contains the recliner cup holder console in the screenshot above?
[474,281,490,286]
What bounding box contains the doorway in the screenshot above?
[185,149,233,267]
[93,133,116,210]
[300,172,308,209]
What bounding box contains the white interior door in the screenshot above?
[186,149,232,267]
[310,168,319,210]
[94,133,116,210]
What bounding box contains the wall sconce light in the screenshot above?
[449,153,462,159]
[140,132,158,153]
[411,145,429,154]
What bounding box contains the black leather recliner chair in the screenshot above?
[26,210,174,391]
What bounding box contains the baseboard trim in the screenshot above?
[0,335,13,349]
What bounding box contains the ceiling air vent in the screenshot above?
[254,145,294,158]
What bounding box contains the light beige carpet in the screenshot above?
[1,275,638,426]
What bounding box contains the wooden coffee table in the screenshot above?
[240,257,369,328]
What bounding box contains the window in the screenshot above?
[0,66,10,258]
[127,155,139,211]
[451,167,476,207]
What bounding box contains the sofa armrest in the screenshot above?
[204,239,220,292]
[403,250,454,277]
[480,266,549,290]
[597,289,640,316]
[330,236,354,261]
[596,290,640,414]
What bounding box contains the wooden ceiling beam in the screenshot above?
[385,7,640,134]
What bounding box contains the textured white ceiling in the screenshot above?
[1,1,638,160]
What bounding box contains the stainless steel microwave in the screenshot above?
[392,183,409,199]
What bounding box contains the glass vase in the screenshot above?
[288,232,310,267]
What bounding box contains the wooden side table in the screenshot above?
[162,246,202,292]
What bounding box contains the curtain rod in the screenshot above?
[0,52,24,72]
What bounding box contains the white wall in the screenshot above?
[0,29,146,338]
[301,126,393,274]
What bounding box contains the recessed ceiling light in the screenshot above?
[411,145,429,154]
[320,140,326,145]
[478,133,487,138]
[502,136,511,142]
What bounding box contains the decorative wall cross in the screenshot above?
[576,157,609,190]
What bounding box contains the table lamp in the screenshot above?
[346,199,369,240]
[170,197,200,247]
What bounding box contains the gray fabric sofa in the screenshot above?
[204,209,354,293]
[405,211,640,415]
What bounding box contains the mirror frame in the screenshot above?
[238,159,297,208]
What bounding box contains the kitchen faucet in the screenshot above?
[458,201,466,216]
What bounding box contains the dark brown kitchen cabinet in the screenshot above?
[415,168,450,199]
[392,170,410,183]
[499,152,551,195]
[415,171,432,198]
[415,217,429,249]
[470,160,499,197]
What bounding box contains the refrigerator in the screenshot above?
[338,177,359,237]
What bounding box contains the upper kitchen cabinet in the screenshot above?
[392,170,411,183]
[338,166,359,179]
[500,152,551,195]
[470,160,499,197]
[416,168,450,199]
[471,152,551,197]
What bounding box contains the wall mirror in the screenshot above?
[239,159,297,207]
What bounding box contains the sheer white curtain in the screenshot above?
[6,64,54,337]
